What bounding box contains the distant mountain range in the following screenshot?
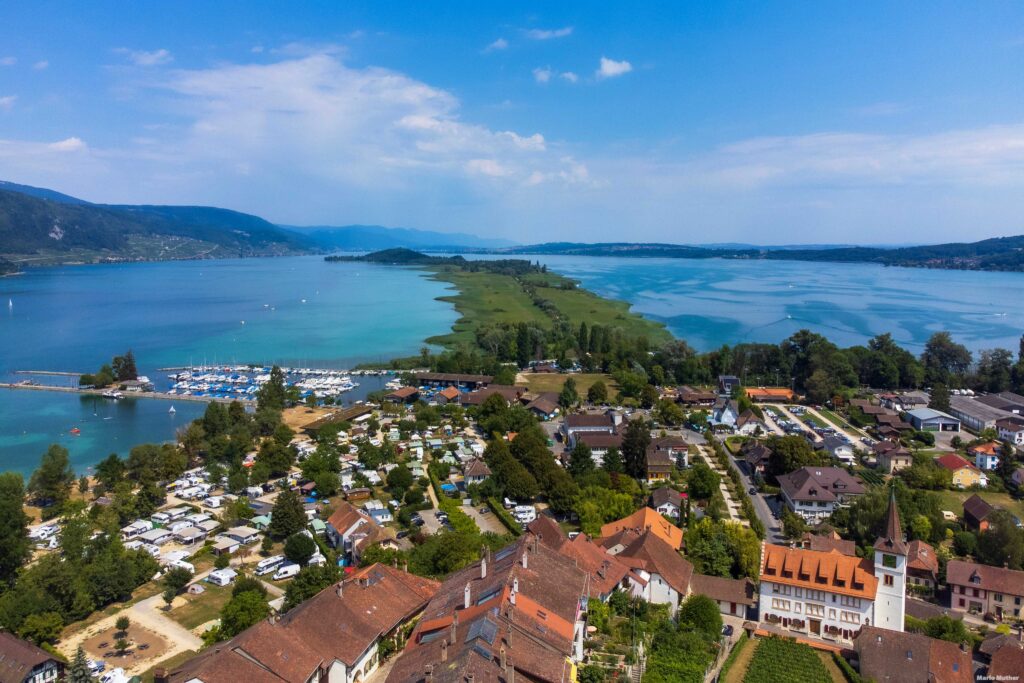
[0,181,512,267]
[1,180,1021,272]
[494,238,1024,272]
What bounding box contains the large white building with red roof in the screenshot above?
[758,489,907,643]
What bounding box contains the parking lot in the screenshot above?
[462,504,508,535]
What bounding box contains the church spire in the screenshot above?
[874,484,907,554]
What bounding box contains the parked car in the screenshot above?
[748,487,757,495]
[273,562,301,581]
[479,507,490,515]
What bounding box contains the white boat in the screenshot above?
[168,406,176,414]
[101,390,124,399]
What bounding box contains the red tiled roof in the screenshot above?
[616,530,694,596]
[600,508,684,549]
[855,626,972,683]
[690,573,755,606]
[936,453,974,472]
[946,560,1024,597]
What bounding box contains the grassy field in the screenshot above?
[519,372,619,399]
[933,489,1024,519]
[424,267,671,349]
[722,636,758,683]
[139,649,198,683]
[168,583,232,631]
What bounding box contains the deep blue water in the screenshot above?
[2,253,1022,475]
[521,255,1024,353]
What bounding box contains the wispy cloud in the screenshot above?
[484,38,508,53]
[48,137,86,152]
[32,60,49,70]
[0,96,16,111]
[560,71,579,84]
[0,57,16,66]
[532,66,552,84]
[525,26,573,40]
[596,57,632,79]
[115,48,173,66]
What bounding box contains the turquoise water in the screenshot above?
[3,253,1023,474]
[0,256,458,474]
[523,255,1024,353]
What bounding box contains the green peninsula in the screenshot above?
[325,248,670,350]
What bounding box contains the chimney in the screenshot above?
[154,669,169,683]
[425,664,433,682]
[500,645,507,670]
[441,639,448,662]
[467,675,475,683]
[464,582,472,609]
[451,611,458,642]
[513,577,519,594]
[336,582,344,598]
[510,589,516,606]
[403,560,409,573]
[507,658,515,683]
[481,556,487,579]
[521,551,528,570]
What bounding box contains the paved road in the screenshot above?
[713,436,785,544]
[758,409,786,436]
[768,404,821,442]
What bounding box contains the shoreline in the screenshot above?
[0,382,237,404]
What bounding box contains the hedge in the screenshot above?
[487,497,523,536]
[832,652,862,683]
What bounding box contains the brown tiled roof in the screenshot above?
[598,528,641,553]
[565,413,616,428]
[416,373,493,384]
[388,386,419,399]
[526,515,568,551]
[800,531,856,556]
[874,488,908,555]
[979,633,1023,657]
[690,573,755,606]
[760,544,878,600]
[650,487,683,510]
[0,632,60,683]
[741,441,773,467]
[855,626,972,683]
[463,458,492,478]
[171,564,439,683]
[678,386,717,403]
[600,508,684,549]
[995,416,1024,431]
[387,534,587,683]
[906,540,938,576]
[617,530,694,596]
[560,535,631,598]
[776,467,865,504]
[525,395,559,415]
[946,560,1024,597]
[578,432,622,449]
[645,449,674,474]
[962,494,994,523]
[990,642,1024,679]
[736,409,764,428]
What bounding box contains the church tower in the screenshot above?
[873,486,907,632]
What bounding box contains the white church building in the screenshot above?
[758,489,906,643]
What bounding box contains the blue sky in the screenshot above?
[1,1,1023,244]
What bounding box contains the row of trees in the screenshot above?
[79,349,138,388]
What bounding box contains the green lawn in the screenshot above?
[168,583,232,631]
[933,489,1024,519]
[521,372,619,399]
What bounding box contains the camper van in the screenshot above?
[272,562,301,581]
[256,555,285,576]
[513,505,537,524]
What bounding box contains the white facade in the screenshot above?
[872,547,906,633]
[781,490,839,524]
[758,581,875,643]
[626,568,681,616]
[975,453,1000,471]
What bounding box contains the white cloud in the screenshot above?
[596,57,632,79]
[48,137,87,152]
[33,60,49,70]
[0,57,16,66]
[0,96,15,111]
[532,66,552,84]
[251,45,265,54]
[466,158,511,177]
[484,38,508,52]
[525,27,573,40]
[560,71,579,83]
[116,48,173,66]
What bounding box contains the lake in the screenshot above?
[3,253,1023,475]
[0,256,458,475]
[522,255,1024,353]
